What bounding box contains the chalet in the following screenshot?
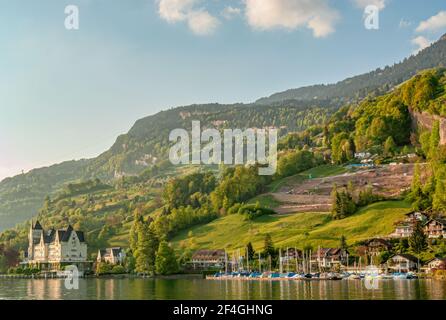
[355,152,371,160]
[364,238,393,256]
[97,247,126,265]
[424,218,446,239]
[311,248,349,269]
[280,248,302,263]
[25,220,89,271]
[387,254,418,272]
[390,212,427,238]
[190,250,226,269]
[423,258,446,273]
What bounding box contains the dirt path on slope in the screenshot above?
[271,164,417,214]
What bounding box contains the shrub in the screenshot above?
[111,265,126,274]
[238,204,276,221]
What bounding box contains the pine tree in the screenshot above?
[263,234,275,258]
[409,221,428,270]
[408,163,424,210]
[129,209,143,253]
[339,235,347,250]
[429,120,440,160]
[384,136,396,157]
[331,184,341,219]
[433,167,446,212]
[155,241,179,275]
[135,222,159,274]
[246,242,255,261]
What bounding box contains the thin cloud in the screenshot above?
[399,19,412,29]
[188,10,220,36]
[157,0,220,36]
[412,36,433,54]
[353,0,387,10]
[244,0,340,38]
[222,6,241,20]
[416,11,446,33]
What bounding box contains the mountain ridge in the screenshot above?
[256,34,446,105]
[1,34,446,231]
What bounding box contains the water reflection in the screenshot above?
[0,278,445,300]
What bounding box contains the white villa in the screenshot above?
[97,247,126,265]
[25,220,90,271]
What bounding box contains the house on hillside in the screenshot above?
[24,220,90,272]
[97,247,126,265]
[189,250,226,270]
[424,218,446,239]
[311,248,349,269]
[387,254,418,272]
[364,238,393,256]
[423,258,446,274]
[390,212,428,238]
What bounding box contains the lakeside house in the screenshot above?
[387,254,418,273]
[311,248,349,269]
[363,238,393,256]
[189,249,226,270]
[424,218,446,239]
[23,221,90,272]
[390,211,427,238]
[97,247,126,265]
[423,258,446,273]
[280,248,302,263]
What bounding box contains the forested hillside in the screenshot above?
[2,34,446,232]
[257,34,446,105]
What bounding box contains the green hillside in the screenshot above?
[171,201,411,252]
[2,34,446,232]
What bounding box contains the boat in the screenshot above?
[268,272,281,279]
[248,272,262,278]
[348,274,361,280]
[406,272,418,279]
[393,272,408,279]
[327,272,343,280]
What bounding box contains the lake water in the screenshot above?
[0,278,445,300]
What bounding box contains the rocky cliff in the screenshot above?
[410,109,446,145]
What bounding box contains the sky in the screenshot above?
[1,0,446,180]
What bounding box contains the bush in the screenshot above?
[111,265,126,274]
[96,262,113,275]
[238,204,276,221]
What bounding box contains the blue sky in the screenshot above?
[1,0,446,180]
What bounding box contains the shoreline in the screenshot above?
[0,273,205,280]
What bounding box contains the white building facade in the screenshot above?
[26,221,89,271]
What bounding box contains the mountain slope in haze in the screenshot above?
[2,35,446,231]
[256,34,446,105]
[87,100,337,180]
[0,160,90,231]
[0,101,334,231]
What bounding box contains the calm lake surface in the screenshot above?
[0,278,445,300]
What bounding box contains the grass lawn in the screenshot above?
[248,194,281,208]
[171,200,411,252]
